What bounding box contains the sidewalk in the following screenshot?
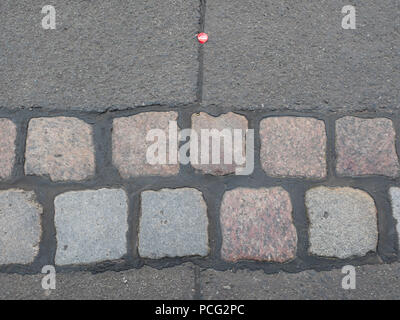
[1,263,400,300]
[0,0,399,299]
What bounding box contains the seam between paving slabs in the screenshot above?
[0,106,399,275]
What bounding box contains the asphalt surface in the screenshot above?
[203,0,399,112]
[0,0,199,111]
[0,262,400,299]
[1,1,398,112]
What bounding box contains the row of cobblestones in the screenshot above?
[0,185,389,264]
[1,113,399,181]
[0,112,399,269]
[0,184,398,265]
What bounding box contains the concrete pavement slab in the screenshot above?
[0,264,195,300]
[203,0,399,112]
[0,0,199,111]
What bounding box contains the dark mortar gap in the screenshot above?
[31,186,57,272]
[325,114,336,179]
[12,115,29,180]
[127,185,142,265]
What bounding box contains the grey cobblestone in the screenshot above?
[0,189,42,265]
[389,187,400,249]
[54,188,128,265]
[139,188,209,259]
[306,186,378,258]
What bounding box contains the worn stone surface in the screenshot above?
[0,119,17,180]
[336,117,399,177]
[260,117,327,178]
[306,186,378,258]
[55,189,128,265]
[220,187,297,262]
[203,0,399,112]
[191,112,248,175]
[0,0,199,111]
[139,188,209,259]
[0,189,42,265]
[389,187,400,248]
[113,112,180,178]
[25,117,95,181]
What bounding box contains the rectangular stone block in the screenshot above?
[306,186,378,258]
[25,117,95,181]
[0,189,42,265]
[191,112,249,175]
[112,112,179,178]
[220,187,297,262]
[336,117,399,177]
[139,188,209,259]
[389,187,400,250]
[260,117,327,178]
[55,188,128,265]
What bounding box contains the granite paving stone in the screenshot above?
[220,187,297,262]
[260,117,327,178]
[113,112,180,178]
[191,112,248,175]
[0,119,17,180]
[54,188,128,265]
[389,187,400,249]
[306,186,378,258]
[0,189,42,265]
[336,117,399,177]
[25,117,95,181]
[139,188,209,259]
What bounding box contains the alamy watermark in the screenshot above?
[40,5,356,31]
[41,265,56,291]
[341,265,356,290]
[145,121,254,175]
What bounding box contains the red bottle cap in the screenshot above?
[197,32,208,44]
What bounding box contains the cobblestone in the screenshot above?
[306,186,378,258]
[220,187,297,262]
[113,112,179,178]
[54,189,128,265]
[389,187,400,249]
[191,112,248,175]
[0,189,42,265]
[0,119,17,180]
[336,117,399,177]
[139,188,209,259]
[25,117,95,181]
[260,117,327,178]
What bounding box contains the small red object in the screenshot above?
[197,32,208,44]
